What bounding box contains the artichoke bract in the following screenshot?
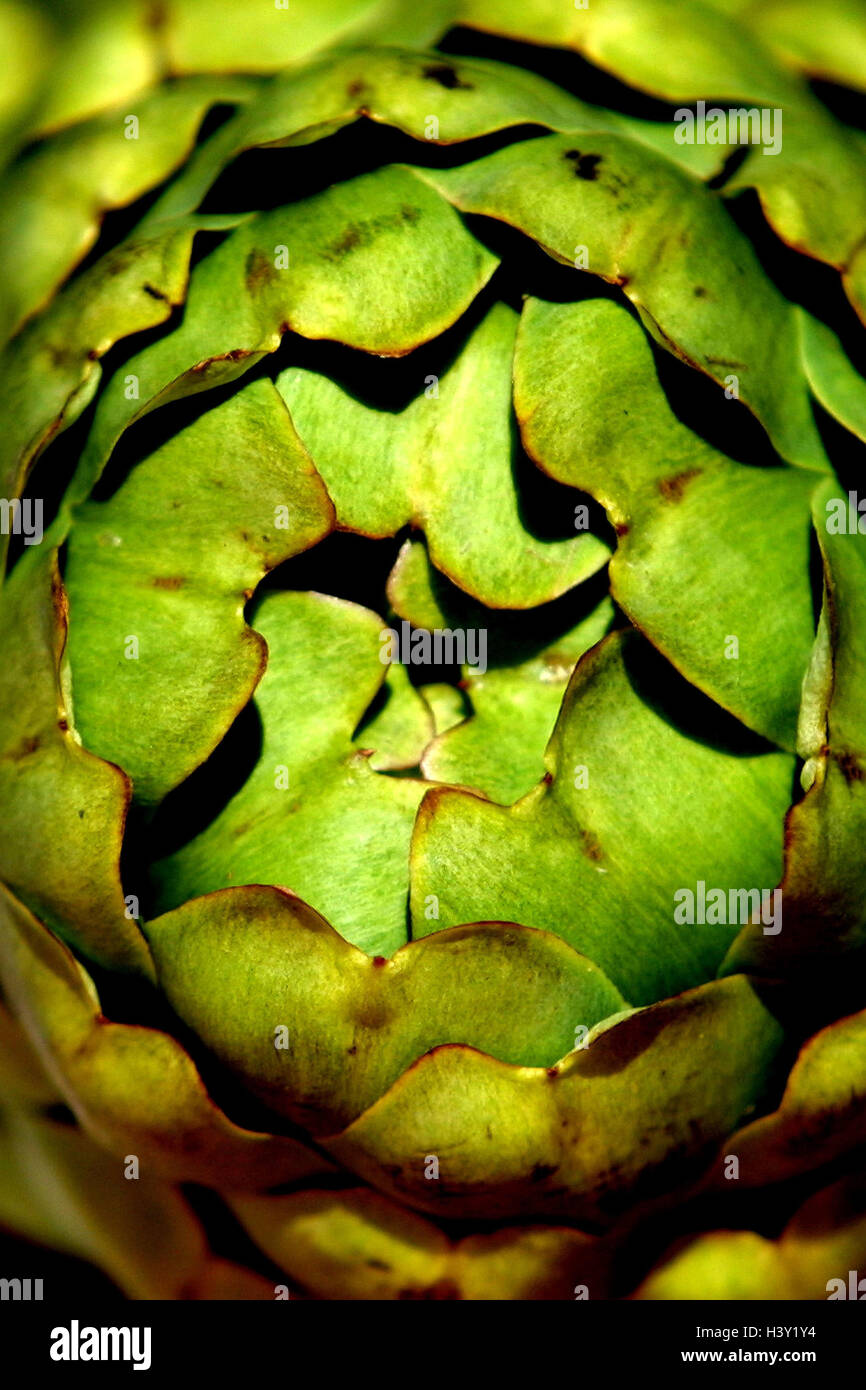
[1,0,865,1303]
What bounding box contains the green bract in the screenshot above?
[1,0,865,1302]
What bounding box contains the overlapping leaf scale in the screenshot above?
[418,138,828,469]
[230,1186,613,1299]
[0,0,51,158]
[0,548,149,974]
[0,219,226,575]
[459,0,866,319]
[635,1174,866,1299]
[148,45,727,226]
[151,591,431,956]
[0,882,333,1191]
[64,381,334,804]
[704,0,866,91]
[278,303,610,607]
[144,883,626,1134]
[354,663,434,772]
[10,0,457,144]
[420,683,467,738]
[514,297,819,750]
[0,76,253,344]
[67,163,498,513]
[723,479,866,978]
[161,0,459,77]
[386,537,615,804]
[0,1001,60,1107]
[325,975,785,1224]
[798,309,866,445]
[726,112,866,300]
[458,0,793,104]
[0,1100,278,1299]
[411,630,794,1005]
[0,1107,210,1300]
[704,1008,866,1193]
[16,0,163,140]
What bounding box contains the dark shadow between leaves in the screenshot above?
[140,697,263,872]
[200,115,552,217]
[620,632,783,758]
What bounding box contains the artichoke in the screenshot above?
[1,0,865,1303]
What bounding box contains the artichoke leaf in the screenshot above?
[0,76,254,344]
[411,630,794,1005]
[152,590,433,955]
[64,380,334,804]
[0,882,333,1191]
[352,662,434,772]
[148,43,728,224]
[231,1185,610,1300]
[69,164,498,513]
[797,309,866,444]
[162,0,458,76]
[144,882,627,1134]
[0,223,204,575]
[387,537,615,804]
[278,303,610,608]
[514,296,820,750]
[458,0,866,318]
[0,548,149,974]
[704,1008,866,1191]
[723,478,866,976]
[325,974,785,1224]
[0,1107,208,1300]
[418,135,828,470]
[636,1173,866,1299]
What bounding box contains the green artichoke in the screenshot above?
[1,0,865,1303]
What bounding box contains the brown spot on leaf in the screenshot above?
[244,248,277,293]
[328,225,364,259]
[422,64,473,90]
[693,286,708,298]
[836,751,865,784]
[372,955,387,969]
[152,575,185,590]
[323,206,422,262]
[142,282,168,302]
[615,522,630,537]
[347,79,366,98]
[659,468,702,502]
[564,149,602,181]
[5,734,40,760]
[579,827,604,862]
